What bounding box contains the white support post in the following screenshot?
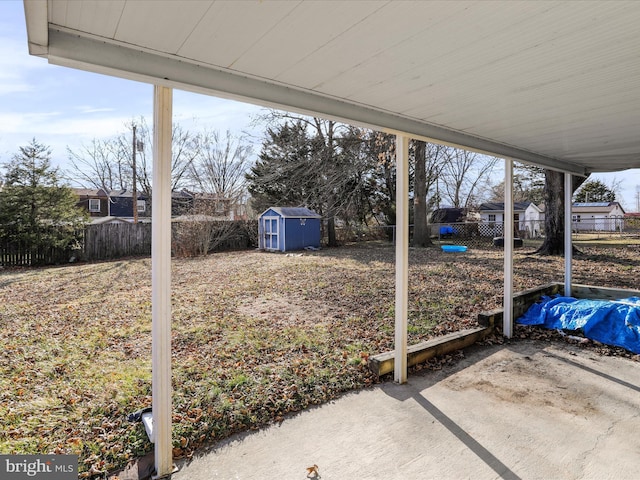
[152,85,173,479]
[394,134,409,384]
[564,173,573,297]
[503,159,514,338]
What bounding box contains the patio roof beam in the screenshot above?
[503,159,514,338]
[43,28,590,177]
[394,134,409,384]
[152,85,173,479]
[564,173,573,297]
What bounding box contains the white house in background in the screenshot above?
[479,202,543,238]
[570,202,625,232]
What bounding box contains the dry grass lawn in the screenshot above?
[1,241,639,477]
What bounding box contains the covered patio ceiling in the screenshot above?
[24,0,640,176]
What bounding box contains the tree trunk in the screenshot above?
[326,195,338,247]
[412,140,432,247]
[327,215,337,247]
[535,170,588,255]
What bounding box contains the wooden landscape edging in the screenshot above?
[369,282,562,377]
[570,283,640,300]
[369,281,640,377]
[477,282,563,329]
[368,327,490,377]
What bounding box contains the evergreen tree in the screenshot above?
[0,139,87,264]
[247,117,392,245]
[574,179,616,203]
[246,121,317,214]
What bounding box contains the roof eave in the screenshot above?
[43,28,591,176]
[23,0,48,56]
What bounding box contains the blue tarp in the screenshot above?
[517,295,640,353]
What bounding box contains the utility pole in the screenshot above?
[132,125,138,223]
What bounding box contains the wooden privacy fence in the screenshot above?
[0,229,80,267]
[0,220,259,266]
[84,221,258,261]
[83,222,153,261]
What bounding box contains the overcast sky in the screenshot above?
[1,1,639,210]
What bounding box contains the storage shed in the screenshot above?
[259,207,321,252]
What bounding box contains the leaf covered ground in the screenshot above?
[0,242,638,477]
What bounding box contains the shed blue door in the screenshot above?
[262,216,279,250]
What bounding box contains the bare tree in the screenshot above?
[333,126,381,227]
[188,130,253,216]
[310,117,347,246]
[365,131,396,226]
[489,163,545,204]
[67,117,198,199]
[440,149,498,208]
[170,123,201,192]
[66,138,129,192]
[115,118,197,196]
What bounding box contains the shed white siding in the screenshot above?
[479,202,540,237]
[571,203,626,232]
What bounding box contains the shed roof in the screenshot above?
[263,207,321,219]
[479,202,534,213]
[573,202,615,208]
[430,208,466,224]
[23,1,640,175]
[573,202,625,214]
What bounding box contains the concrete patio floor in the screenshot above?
[173,339,640,480]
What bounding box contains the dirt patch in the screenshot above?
[237,294,335,328]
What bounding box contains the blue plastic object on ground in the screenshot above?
[441,245,467,252]
[439,226,456,235]
[517,295,640,353]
